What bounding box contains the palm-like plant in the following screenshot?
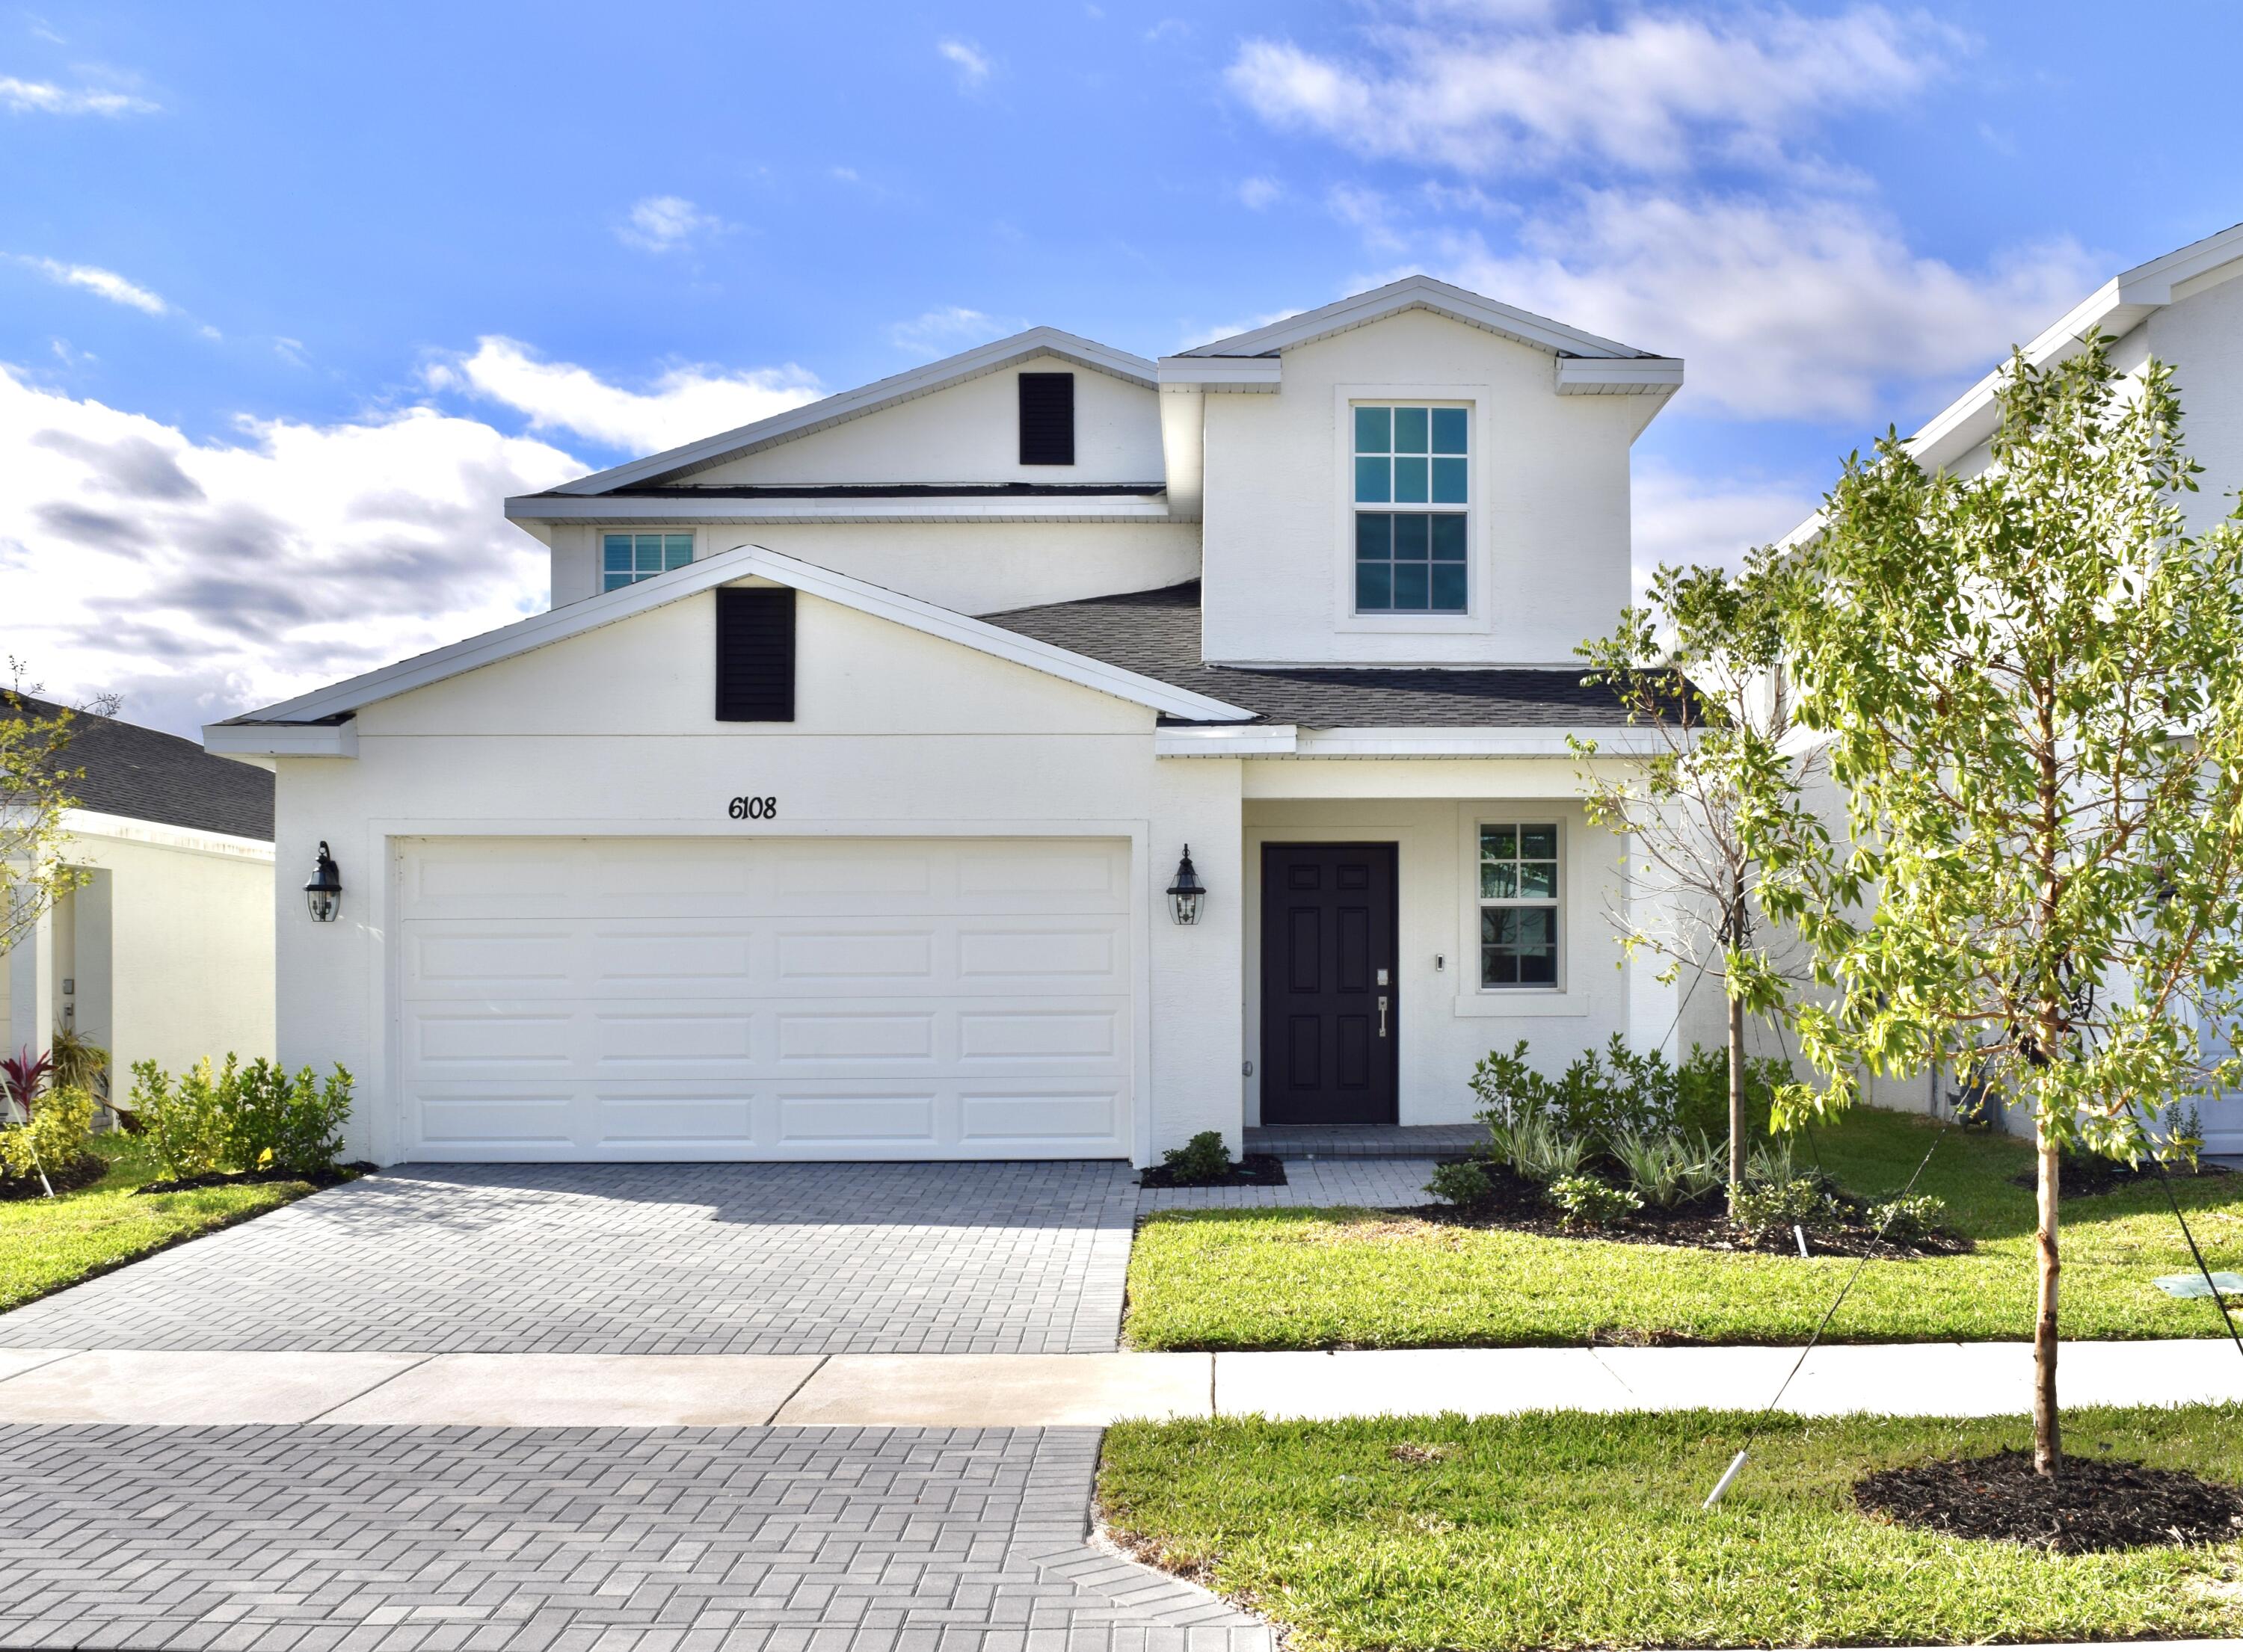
[0,1045,51,1124]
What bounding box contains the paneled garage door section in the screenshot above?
[395,837,1133,1160]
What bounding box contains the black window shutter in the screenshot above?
[1018,372,1075,466]
[715,587,795,722]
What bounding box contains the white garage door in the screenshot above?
[393,836,1133,1161]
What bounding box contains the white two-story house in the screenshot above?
[206,275,1689,1166]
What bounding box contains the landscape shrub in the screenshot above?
[1469,1035,1786,1150]
[1610,1126,1723,1207]
[1732,1174,1841,1236]
[130,1055,353,1181]
[0,1082,95,1179]
[1424,1159,1493,1207]
[1546,1174,1642,1229]
[1866,1193,1949,1245]
[1160,1130,1234,1184]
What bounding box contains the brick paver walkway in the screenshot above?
[0,1163,1140,1356]
[0,1423,1268,1652]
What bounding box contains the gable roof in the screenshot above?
[982,582,1639,730]
[1782,221,2243,545]
[204,546,1254,756]
[6,694,274,840]
[534,327,1157,500]
[1157,274,1682,396]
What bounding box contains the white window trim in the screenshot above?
[1453,809,1590,1017]
[1332,383,1492,636]
[600,528,701,591]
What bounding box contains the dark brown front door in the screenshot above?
[1259,843,1398,1126]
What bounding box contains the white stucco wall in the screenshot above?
[4,822,275,1094]
[1199,309,1654,668]
[677,355,1164,486]
[545,519,1199,612]
[272,583,1244,1165]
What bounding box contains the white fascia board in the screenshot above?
[1154,724,1298,756]
[1780,223,2243,548]
[63,808,276,862]
[1178,274,1662,363]
[548,329,1157,496]
[203,719,357,759]
[1155,356,1284,391]
[1554,357,1684,395]
[1285,727,1664,758]
[507,494,1179,526]
[214,544,1255,733]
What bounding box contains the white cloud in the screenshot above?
[1228,5,1956,176]
[1237,176,1282,211]
[17,255,167,314]
[425,336,821,453]
[615,194,730,254]
[1631,460,1819,589]
[938,37,992,87]
[1326,183,1406,253]
[1429,191,2102,421]
[887,306,1023,358]
[0,75,156,115]
[0,366,582,737]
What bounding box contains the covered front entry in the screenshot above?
[1258,842,1399,1125]
[393,835,1133,1161]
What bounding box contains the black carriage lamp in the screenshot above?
[304,841,342,923]
[1166,845,1207,926]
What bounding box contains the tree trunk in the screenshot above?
[2034,1117,2063,1475]
[1727,992,1747,1209]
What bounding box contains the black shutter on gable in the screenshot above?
[715,586,795,722]
[1018,372,1075,466]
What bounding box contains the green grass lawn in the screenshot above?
[0,1136,319,1313]
[1101,1408,2243,1650]
[1127,1107,2243,1349]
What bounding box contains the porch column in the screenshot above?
[6,896,53,1070]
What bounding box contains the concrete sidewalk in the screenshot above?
[1,1338,2237,1426]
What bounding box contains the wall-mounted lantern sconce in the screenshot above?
[304,841,342,923]
[1166,845,1206,926]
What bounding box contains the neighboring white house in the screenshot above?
[205,273,1700,1167]
[4,697,276,1096]
[1775,221,2243,1152]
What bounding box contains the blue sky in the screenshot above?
[4,0,2239,734]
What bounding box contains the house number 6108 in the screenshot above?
[727,795,778,821]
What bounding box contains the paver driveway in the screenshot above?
[0,1162,1141,1355]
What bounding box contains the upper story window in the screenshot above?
[603,532,694,592]
[1479,822,1559,987]
[1353,404,1468,614]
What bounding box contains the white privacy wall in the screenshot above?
[1199,308,1649,668]
[270,585,1243,1165]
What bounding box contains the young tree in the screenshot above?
[1744,336,2243,1476]
[1572,549,1817,1203]
[0,664,87,963]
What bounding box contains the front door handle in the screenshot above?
[1377,996,1389,1038]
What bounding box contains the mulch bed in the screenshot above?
[1391,1159,1969,1257]
[1139,1153,1289,1190]
[2012,1155,2232,1198]
[0,1152,108,1201]
[133,1162,374,1196]
[1856,1449,2243,1552]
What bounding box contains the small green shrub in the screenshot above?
[1510,1115,1590,1183]
[1161,1130,1234,1184]
[1424,1159,1493,1207]
[1732,1174,1840,1236]
[1469,1035,1786,1151]
[130,1055,353,1180]
[1865,1192,1949,1245]
[1547,1174,1642,1229]
[1610,1126,1723,1207]
[0,1082,95,1179]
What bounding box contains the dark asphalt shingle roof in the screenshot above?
[3,694,274,840]
[982,582,1634,728]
